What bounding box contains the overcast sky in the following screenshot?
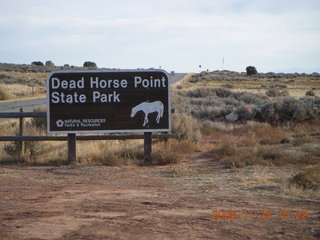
[0,0,319,73]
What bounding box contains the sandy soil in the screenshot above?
[0,156,319,240]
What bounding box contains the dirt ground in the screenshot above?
[0,154,319,240]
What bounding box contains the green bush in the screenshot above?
[305,90,316,97]
[45,60,55,67]
[83,61,97,68]
[246,66,258,76]
[31,61,44,66]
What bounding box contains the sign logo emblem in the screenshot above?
[56,119,64,127]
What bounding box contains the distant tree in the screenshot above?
[45,60,55,67]
[246,66,258,76]
[31,61,44,66]
[83,61,97,68]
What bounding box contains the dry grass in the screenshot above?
[151,139,199,165]
[0,84,13,100]
[77,138,200,166]
[234,166,279,187]
[289,164,320,190]
[0,70,47,100]
[280,183,320,200]
[174,71,320,98]
[78,140,144,166]
[172,113,202,142]
[221,143,319,168]
[204,120,320,169]
[231,164,320,200]
[165,163,196,177]
[0,116,200,166]
[292,135,314,146]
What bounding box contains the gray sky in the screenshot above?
[0,0,319,73]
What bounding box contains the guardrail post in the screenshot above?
[68,133,76,162]
[144,132,152,163]
[18,108,25,161]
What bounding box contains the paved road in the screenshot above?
[0,73,187,114]
[170,73,187,83]
[0,98,46,113]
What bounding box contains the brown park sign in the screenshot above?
[46,70,171,133]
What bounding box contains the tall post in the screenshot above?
[144,132,152,163]
[68,133,76,162]
[18,108,25,161]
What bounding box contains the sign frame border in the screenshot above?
[46,69,171,134]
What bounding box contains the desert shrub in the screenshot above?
[185,87,233,98]
[83,61,97,68]
[211,143,238,160]
[236,104,258,121]
[259,98,308,124]
[189,75,200,83]
[189,98,217,107]
[4,126,47,160]
[221,83,233,89]
[246,66,257,76]
[151,144,183,165]
[266,88,289,97]
[31,105,47,130]
[0,73,10,79]
[236,92,268,105]
[305,90,316,97]
[215,88,233,98]
[0,85,12,100]
[186,88,215,98]
[289,165,320,190]
[223,97,240,106]
[172,113,202,142]
[191,104,231,120]
[4,141,20,157]
[4,139,47,160]
[31,61,44,66]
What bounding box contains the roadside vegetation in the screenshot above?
[171,69,320,199]
[0,64,319,200]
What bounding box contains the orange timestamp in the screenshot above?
[211,209,308,220]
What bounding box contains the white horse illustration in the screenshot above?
[130,101,164,127]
